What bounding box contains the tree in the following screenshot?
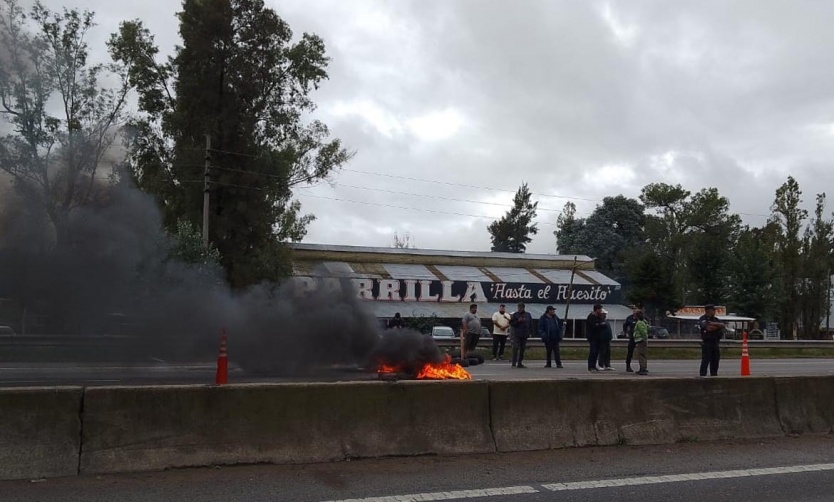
[769,176,807,338]
[798,193,832,338]
[108,0,352,287]
[639,183,692,301]
[726,225,778,321]
[0,0,129,248]
[555,201,583,254]
[392,231,413,249]
[682,188,741,304]
[626,251,679,323]
[556,196,644,277]
[639,184,739,305]
[488,182,538,253]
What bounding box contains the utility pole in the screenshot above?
[202,134,211,248]
[827,272,831,332]
[562,257,578,338]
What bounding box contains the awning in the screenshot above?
[371,302,633,320]
[668,315,755,322]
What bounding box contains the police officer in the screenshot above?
[623,304,641,372]
[698,304,725,376]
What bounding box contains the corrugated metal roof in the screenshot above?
[579,270,620,285]
[383,264,437,280]
[535,269,592,285]
[323,261,355,276]
[670,314,755,322]
[486,267,544,283]
[434,266,492,282]
[297,261,621,287]
[292,242,593,262]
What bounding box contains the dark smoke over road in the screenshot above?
[0,178,384,375]
[369,328,445,375]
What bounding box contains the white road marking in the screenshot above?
[542,463,834,491]
[321,485,538,502]
[322,463,834,502]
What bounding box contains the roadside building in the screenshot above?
[290,244,630,336]
[666,306,756,339]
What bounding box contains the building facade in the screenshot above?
[291,244,630,337]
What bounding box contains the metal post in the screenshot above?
[827,272,831,332]
[562,257,578,338]
[202,135,211,248]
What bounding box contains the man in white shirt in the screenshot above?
[491,304,511,361]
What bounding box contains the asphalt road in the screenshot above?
[0,358,832,387]
[3,435,833,501]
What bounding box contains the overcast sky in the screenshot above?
[35,0,834,254]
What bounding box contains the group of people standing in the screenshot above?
[480,303,537,368]
[484,302,562,369]
[462,301,727,377]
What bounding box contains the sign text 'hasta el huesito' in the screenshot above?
[293,277,620,304]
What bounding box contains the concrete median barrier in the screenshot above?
[488,377,785,452]
[775,376,834,435]
[0,386,83,480]
[79,381,492,474]
[5,375,833,479]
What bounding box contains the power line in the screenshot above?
[207,147,262,159]
[187,147,774,218]
[297,193,558,227]
[296,183,564,213]
[340,168,599,203]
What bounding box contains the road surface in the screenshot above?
[0,358,832,386]
[3,435,832,501]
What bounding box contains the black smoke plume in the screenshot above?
[368,328,444,375]
[0,176,384,374]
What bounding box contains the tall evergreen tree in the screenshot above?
[487,183,538,253]
[769,176,807,338]
[109,0,351,287]
[555,201,582,253]
[798,194,832,338]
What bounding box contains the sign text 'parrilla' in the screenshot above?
[293,277,619,304]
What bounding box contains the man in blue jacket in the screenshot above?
[539,305,563,368]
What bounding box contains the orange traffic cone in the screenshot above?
[740,330,751,376]
[215,328,228,385]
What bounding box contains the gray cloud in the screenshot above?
[35,0,834,253]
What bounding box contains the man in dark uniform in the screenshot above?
[698,304,725,376]
[586,304,607,372]
[510,302,533,368]
[623,304,641,372]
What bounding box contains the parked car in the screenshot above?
[431,326,457,339]
[648,326,670,339]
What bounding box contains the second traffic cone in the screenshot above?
[215,328,228,385]
[740,330,751,376]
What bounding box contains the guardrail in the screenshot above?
[0,334,831,353]
[434,337,834,350]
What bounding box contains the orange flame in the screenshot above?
[377,354,471,380]
[416,355,472,380]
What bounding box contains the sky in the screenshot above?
[32,0,834,255]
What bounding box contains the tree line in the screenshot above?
[487,179,833,339]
